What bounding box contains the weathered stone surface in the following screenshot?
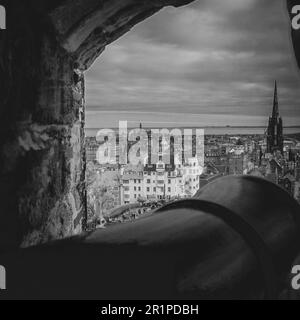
[48,0,196,69]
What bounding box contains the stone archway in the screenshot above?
[0,0,299,250]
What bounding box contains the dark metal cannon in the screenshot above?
[0,176,299,299]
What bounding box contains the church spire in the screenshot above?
[272,80,279,119]
[267,80,283,154]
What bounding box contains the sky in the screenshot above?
[85,0,300,129]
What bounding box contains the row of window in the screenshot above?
[124,187,174,199]
[123,176,198,185]
[124,179,183,185]
[123,179,143,184]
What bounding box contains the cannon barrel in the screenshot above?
[0,176,299,299]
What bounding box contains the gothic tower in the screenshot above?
[267,81,284,154]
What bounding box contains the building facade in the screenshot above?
[121,158,202,204]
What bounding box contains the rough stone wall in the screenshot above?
[0,0,196,250]
[0,1,86,249]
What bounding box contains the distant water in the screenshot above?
[85,127,300,137]
[85,110,300,136]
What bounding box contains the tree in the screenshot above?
[86,163,121,227]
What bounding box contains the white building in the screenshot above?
[121,157,202,204]
[182,157,202,197]
[121,164,144,204]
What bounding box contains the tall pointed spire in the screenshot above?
[272,80,279,119]
[267,80,283,154]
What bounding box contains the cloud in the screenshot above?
[85,0,300,124]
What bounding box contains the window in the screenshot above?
[147,179,151,184]
[147,187,150,192]
[168,187,171,192]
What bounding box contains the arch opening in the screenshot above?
[83,0,300,230]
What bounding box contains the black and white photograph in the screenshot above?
[1,0,300,304]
